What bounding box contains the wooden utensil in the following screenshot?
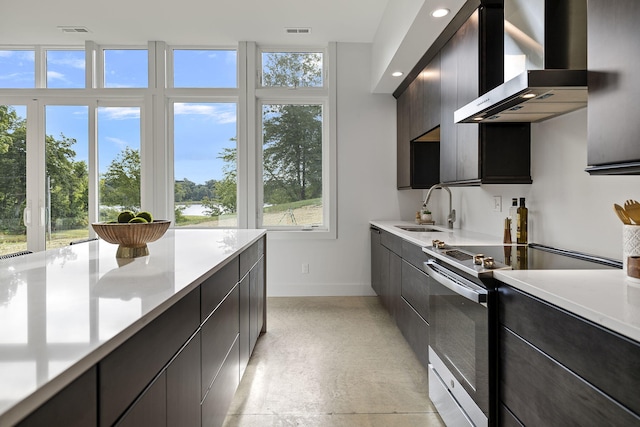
[624,200,640,224]
[614,204,632,224]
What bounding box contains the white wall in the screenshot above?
[267,45,639,297]
[266,43,420,296]
[426,107,638,261]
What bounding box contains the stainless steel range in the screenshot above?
[422,240,621,427]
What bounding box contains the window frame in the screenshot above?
[253,44,336,238]
[167,96,240,228]
[258,47,327,90]
[167,46,239,89]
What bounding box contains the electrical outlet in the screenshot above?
[302,263,309,274]
[493,196,502,212]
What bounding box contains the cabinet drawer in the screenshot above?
[380,230,402,255]
[99,289,199,427]
[240,237,264,278]
[202,257,239,321]
[401,260,429,322]
[499,284,640,415]
[202,285,240,397]
[18,367,97,427]
[401,240,428,270]
[115,372,167,427]
[500,326,640,426]
[167,333,201,427]
[202,337,240,427]
[396,297,429,369]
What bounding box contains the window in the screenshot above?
[261,51,323,88]
[0,50,35,88]
[104,49,148,88]
[44,105,89,248]
[98,106,142,221]
[261,102,324,228]
[0,105,27,255]
[173,102,238,228]
[256,46,334,233]
[46,50,85,88]
[173,49,237,88]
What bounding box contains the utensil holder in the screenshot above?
[623,224,640,273]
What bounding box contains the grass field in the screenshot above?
[0,199,323,256]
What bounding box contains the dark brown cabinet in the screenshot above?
[439,7,531,185]
[16,367,97,427]
[116,373,167,427]
[586,0,640,175]
[396,55,441,190]
[167,333,201,427]
[370,227,430,370]
[498,284,640,426]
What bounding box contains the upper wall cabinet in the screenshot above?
[586,0,640,175]
[440,6,532,185]
[396,54,441,190]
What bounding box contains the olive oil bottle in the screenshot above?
[516,197,528,244]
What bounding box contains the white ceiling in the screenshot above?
[0,0,464,94]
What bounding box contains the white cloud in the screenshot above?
[49,57,85,70]
[47,71,67,82]
[105,137,128,149]
[174,103,236,124]
[100,107,140,120]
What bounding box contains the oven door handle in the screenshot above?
[424,260,487,304]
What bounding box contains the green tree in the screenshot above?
[46,133,88,230]
[262,52,323,87]
[262,104,322,205]
[0,106,27,233]
[0,106,88,233]
[215,147,237,213]
[100,147,140,212]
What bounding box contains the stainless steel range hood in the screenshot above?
[455,0,587,124]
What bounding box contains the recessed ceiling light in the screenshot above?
[431,8,450,18]
[392,71,404,77]
[473,116,484,121]
[522,93,537,99]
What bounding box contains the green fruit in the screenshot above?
[136,211,153,223]
[128,217,148,223]
[117,211,135,223]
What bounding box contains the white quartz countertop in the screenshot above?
[0,228,265,426]
[370,220,505,247]
[371,220,640,343]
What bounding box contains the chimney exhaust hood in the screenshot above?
[454,0,587,124]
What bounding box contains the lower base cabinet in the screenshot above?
[16,367,97,427]
[116,373,167,427]
[499,284,640,426]
[167,333,202,427]
[202,338,240,427]
[19,236,266,427]
[370,227,430,370]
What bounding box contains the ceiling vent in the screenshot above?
[57,26,91,33]
[285,27,311,34]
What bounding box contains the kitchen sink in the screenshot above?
[395,225,443,232]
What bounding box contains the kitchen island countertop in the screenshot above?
[0,228,265,426]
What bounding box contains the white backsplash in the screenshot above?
[422,108,636,261]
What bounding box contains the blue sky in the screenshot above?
[1,49,237,183]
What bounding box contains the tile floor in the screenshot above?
[222,296,445,427]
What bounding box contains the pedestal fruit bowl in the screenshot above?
[91,219,171,259]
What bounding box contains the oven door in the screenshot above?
[424,259,490,427]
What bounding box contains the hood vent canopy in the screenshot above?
[455,0,587,123]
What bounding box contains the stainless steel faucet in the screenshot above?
[423,183,456,229]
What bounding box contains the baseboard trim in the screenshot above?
[267,282,377,297]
